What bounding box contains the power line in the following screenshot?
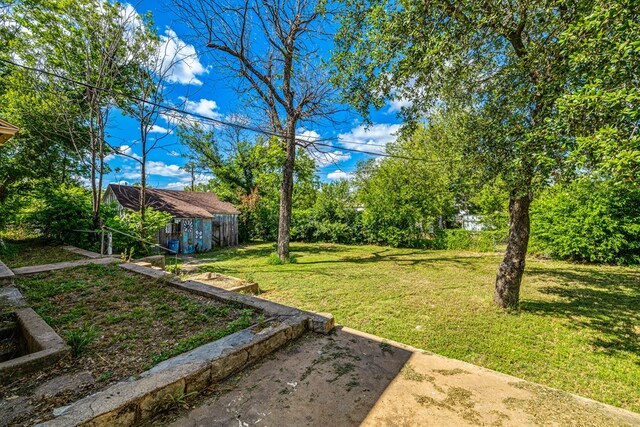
[0,57,446,163]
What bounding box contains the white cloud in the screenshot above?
[149,125,172,134]
[106,144,141,162]
[180,97,222,119]
[326,170,354,181]
[122,170,140,180]
[146,160,189,177]
[314,150,351,167]
[161,97,223,130]
[296,128,352,167]
[337,123,401,154]
[168,150,181,157]
[119,160,188,180]
[157,28,208,86]
[296,128,321,144]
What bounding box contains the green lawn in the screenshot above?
[185,242,640,413]
[0,239,84,268]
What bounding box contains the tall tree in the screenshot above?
[122,21,186,243]
[332,1,591,307]
[14,0,142,228]
[175,0,336,260]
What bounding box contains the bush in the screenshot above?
[429,229,503,252]
[21,185,93,247]
[530,179,640,265]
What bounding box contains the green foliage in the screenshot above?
[180,128,318,242]
[557,0,640,185]
[430,229,503,252]
[292,180,364,244]
[530,179,640,265]
[19,185,93,246]
[266,252,297,265]
[64,324,97,357]
[354,121,463,247]
[104,205,172,255]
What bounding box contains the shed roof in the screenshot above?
[106,184,240,218]
[0,119,19,145]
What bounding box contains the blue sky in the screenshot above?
[102,1,406,190]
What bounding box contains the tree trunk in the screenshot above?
[494,193,531,308]
[140,148,146,251]
[277,126,296,261]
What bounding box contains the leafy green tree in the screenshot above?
[293,180,363,243]
[21,185,93,246]
[13,0,143,228]
[0,68,88,227]
[178,125,318,242]
[354,120,463,246]
[104,206,173,255]
[331,1,600,307]
[557,0,639,185]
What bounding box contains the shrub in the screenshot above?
[430,229,503,252]
[530,179,640,265]
[104,205,172,255]
[21,185,93,247]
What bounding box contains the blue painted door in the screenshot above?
[182,219,194,254]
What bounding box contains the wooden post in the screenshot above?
[100,228,105,255]
[107,232,112,256]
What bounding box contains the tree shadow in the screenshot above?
[522,266,640,359]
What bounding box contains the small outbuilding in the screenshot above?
[104,184,240,254]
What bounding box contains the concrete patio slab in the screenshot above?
[167,327,640,427]
[61,245,105,259]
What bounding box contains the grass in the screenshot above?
[184,242,640,412]
[0,238,84,267]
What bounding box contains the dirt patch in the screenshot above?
[434,368,470,376]
[2,264,261,426]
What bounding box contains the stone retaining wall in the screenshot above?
[40,315,308,427]
[0,308,70,382]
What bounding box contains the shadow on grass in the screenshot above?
[522,266,640,359]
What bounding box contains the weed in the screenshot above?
[98,371,114,382]
[64,324,97,357]
[121,247,135,263]
[154,389,198,413]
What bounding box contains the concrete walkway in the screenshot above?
[167,327,640,427]
[11,257,119,276]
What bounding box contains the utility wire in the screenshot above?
[0,57,449,163]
